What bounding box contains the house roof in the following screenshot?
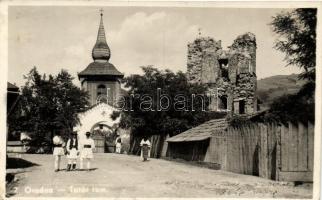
[167,118,228,142]
[7,141,23,146]
[7,82,19,91]
[78,61,124,78]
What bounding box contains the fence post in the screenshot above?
[222,136,227,170]
[308,121,314,172]
[275,124,281,181]
[259,123,268,179]
[298,121,308,171]
[288,122,298,171]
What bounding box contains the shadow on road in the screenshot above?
[58,168,99,172]
[6,156,40,197]
[6,157,39,169]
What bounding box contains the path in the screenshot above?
[6,153,312,198]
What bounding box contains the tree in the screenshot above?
[270,8,316,81]
[115,66,225,156]
[263,9,316,122]
[8,67,89,152]
[53,70,89,131]
[262,81,315,123]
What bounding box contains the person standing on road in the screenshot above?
[53,133,65,172]
[66,131,79,171]
[115,135,122,154]
[79,132,95,171]
[140,136,151,161]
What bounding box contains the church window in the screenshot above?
[97,84,108,104]
[97,84,107,96]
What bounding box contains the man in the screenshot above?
[52,133,65,172]
[79,132,95,171]
[115,135,122,154]
[66,131,79,171]
[140,136,151,161]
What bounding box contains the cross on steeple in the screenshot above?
[100,8,104,16]
[198,28,202,37]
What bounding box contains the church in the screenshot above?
[73,11,129,153]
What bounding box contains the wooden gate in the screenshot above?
[277,121,314,181]
[92,135,105,153]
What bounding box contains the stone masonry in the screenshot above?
[187,32,258,114]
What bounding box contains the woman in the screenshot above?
[115,135,122,154]
[52,133,65,172]
[140,136,151,161]
[80,132,95,171]
[66,131,79,171]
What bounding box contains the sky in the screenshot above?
[8,6,301,87]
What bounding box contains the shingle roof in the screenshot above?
[7,82,19,90]
[7,141,23,146]
[78,62,124,77]
[167,118,228,142]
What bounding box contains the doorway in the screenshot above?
[91,123,113,153]
[239,100,245,114]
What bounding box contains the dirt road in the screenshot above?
[6,153,312,198]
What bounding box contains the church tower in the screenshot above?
[78,11,123,106]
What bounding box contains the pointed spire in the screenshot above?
[92,9,111,62]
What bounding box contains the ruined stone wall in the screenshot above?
[233,73,257,114]
[207,79,232,111]
[201,50,219,84]
[229,32,256,74]
[187,32,258,115]
[187,37,222,84]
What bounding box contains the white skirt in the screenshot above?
[80,148,93,159]
[67,148,78,159]
[53,147,64,156]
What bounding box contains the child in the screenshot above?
[66,131,79,171]
[53,133,65,172]
[80,132,95,171]
[140,137,151,161]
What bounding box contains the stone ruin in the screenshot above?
[187,32,258,115]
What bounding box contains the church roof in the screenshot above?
[92,12,111,61]
[78,61,123,77]
[79,11,123,78]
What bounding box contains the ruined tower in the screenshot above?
[187,32,258,115]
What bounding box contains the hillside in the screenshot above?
[257,74,306,109]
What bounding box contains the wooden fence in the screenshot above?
[204,121,314,182]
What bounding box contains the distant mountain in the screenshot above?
[257,74,306,109]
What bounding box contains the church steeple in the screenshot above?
[92,9,111,62]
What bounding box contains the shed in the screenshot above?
[166,118,228,161]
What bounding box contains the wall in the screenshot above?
[74,103,120,140]
[186,33,257,114]
[187,37,222,84]
[204,121,314,182]
[82,80,121,106]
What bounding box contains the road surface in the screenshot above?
[6,153,312,198]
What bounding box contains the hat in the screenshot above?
[85,132,91,136]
